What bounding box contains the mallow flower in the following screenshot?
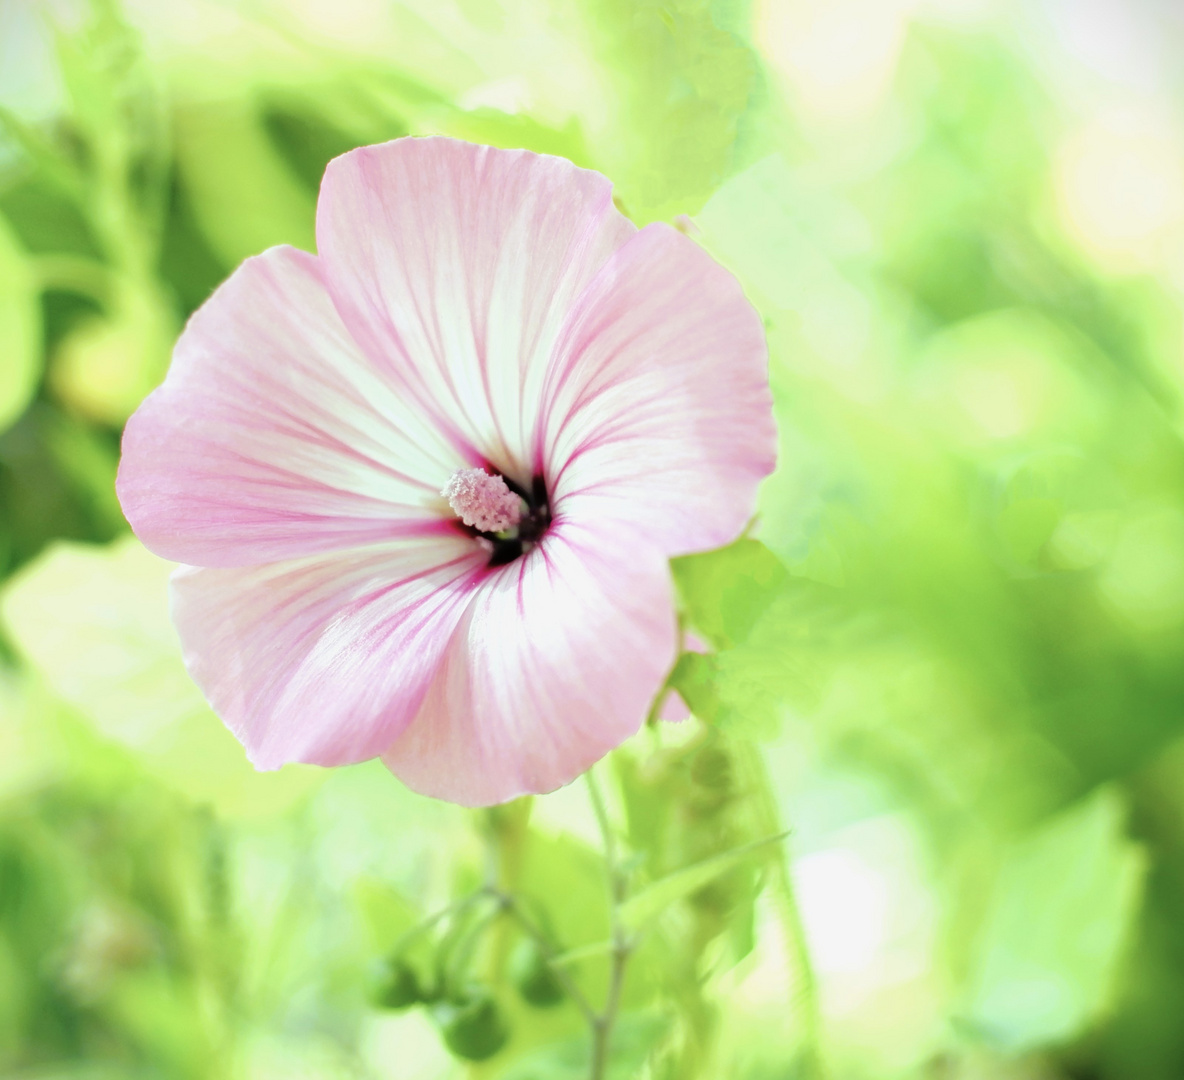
[116,137,775,806]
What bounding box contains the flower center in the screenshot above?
[442,468,521,533]
[443,468,551,566]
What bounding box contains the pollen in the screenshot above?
[443,468,523,534]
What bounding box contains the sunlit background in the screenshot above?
[4,0,1184,1077]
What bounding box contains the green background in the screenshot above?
[3,0,1184,1077]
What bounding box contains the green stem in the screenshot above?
[482,800,531,983]
[586,768,632,1080]
[395,892,485,957]
[480,800,600,1025]
[735,742,827,1079]
[437,894,502,994]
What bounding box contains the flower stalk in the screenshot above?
[586,767,634,1080]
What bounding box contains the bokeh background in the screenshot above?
[4,0,1184,1076]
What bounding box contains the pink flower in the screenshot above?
[116,137,775,806]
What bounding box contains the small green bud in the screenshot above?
[432,986,509,1061]
[509,938,565,1008]
[369,958,423,1010]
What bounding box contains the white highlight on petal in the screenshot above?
[442,468,522,533]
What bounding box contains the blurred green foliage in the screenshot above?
[3,0,1184,1077]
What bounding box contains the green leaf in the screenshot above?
[667,650,722,724]
[619,831,788,933]
[963,787,1147,1053]
[671,538,787,650]
[717,582,834,728]
[0,212,42,434]
[670,580,834,736]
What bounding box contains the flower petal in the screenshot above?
[316,136,636,479]
[539,223,776,556]
[117,245,462,568]
[171,536,485,770]
[381,522,677,806]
